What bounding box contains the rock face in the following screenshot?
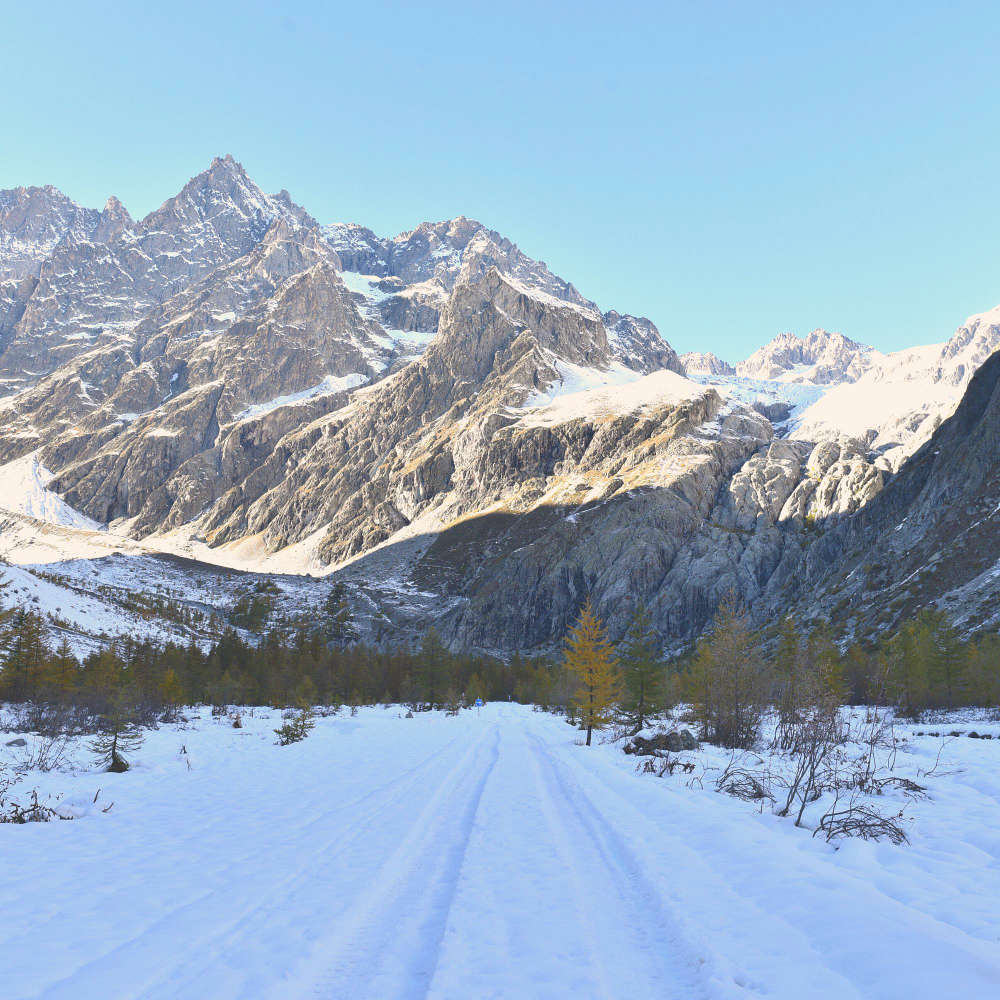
[783,349,1000,641]
[0,156,310,388]
[2,157,1000,656]
[736,329,873,384]
[681,352,735,378]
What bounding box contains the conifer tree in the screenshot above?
[563,599,621,746]
[686,594,768,748]
[90,692,144,772]
[44,638,78,700]
[159,668,185,718]
[619,605,665,730]
[415,628,449,708]
[0,608,49,702]
[324,582,360,644]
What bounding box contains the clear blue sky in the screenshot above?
[4,1,1000,360]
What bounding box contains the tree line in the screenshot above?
[1,573,998,747]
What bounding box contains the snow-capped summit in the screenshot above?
[736,329,874,384]
[681,351,735,378]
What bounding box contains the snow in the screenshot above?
[2,704,998,999]
[232,373,368,423]
[519,361,705,426]
[0,453,101,530]
[688,373,828,428]
[791,343,960,462]
[338,270,389,302]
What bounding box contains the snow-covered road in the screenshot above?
[3,705,1000,999]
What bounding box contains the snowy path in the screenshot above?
[3,705,1000,999]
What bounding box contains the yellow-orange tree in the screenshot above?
[563,599,622,746]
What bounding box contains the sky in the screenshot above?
[3,1,1000,360]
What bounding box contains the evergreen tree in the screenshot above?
[563,599,621,746]
[159,668,185,717]
[90,692,144,772]
[415,628,449,708]
[324,582,360,644]
[44,638,78,700]
[619,605,665,730]
[0,608,49,702]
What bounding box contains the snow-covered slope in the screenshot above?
[0,452,100,529]
[3,704,998,999]
[793,306,1000,465]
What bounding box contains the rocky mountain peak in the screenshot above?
[429,266,608,386]
[95,195,134,243]
[934,305,1000,386]
[681,352,735,377]
[141,154,277,233]
[736,328,873,384]
[0,184,100,280]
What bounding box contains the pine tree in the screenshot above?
[619,605,665,730]
[0,608,49,702]
[323,583,359,644]
[686,594,768,748]
[415,628,449,708]
[563,599,621,746]
[159,668,185,717]
[90,692,144,772]
[43,638,78,701]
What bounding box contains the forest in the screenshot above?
[2,570,998,743]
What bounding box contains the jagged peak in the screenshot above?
[140,154,272,227]
[0,183,91,212]
[680,351,736,377]
[101,195,132,220]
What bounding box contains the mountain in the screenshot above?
[681,352,735,377]
[735,329,874,384]
[785,348,1000,641]
[0,155,308,391]
[1,157,999,655]
[791,306,1000,467]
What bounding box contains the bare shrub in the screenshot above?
[0,765,73,824]
[715,753,775,803]
[13,733,75,774]
[777,697,844,826]
[816,789,909,845]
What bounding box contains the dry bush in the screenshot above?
[13,733,75,774]
[816,788,909,845]
[777,697,844,826]
[714,753,776,803]
[0,764,73,824]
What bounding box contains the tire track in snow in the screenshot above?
[526,731,714,1000]
[28,727,478,1000]
[280,725,502,1000]
[561,740,1000,998]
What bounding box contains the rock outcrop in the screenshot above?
[3,157,1000,656]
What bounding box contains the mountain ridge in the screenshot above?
[1,156,1000,655]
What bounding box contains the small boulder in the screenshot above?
[665,729,699,752]
[624,729,699,755]
[5,738,27,747]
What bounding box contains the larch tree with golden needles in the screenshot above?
[563,599,622,746]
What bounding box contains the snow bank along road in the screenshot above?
[2,705,999,999]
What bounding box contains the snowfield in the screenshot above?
[3,705,1000,999]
